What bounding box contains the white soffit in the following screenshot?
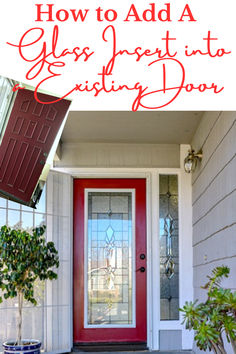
[61,111,204,144]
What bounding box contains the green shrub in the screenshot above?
[180,266,236,353]
[0,225,59,345]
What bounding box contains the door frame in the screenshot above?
[71,170,152,348]
[73,179,147,344]
[54,156,193,351]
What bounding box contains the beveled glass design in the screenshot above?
[86,191,134,326]
[159,175,179,320]
[164,214,175,279]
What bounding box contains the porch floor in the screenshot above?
[70,351,193,354]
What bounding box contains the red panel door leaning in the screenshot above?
[0,89,70,204]
[73,178,147,344]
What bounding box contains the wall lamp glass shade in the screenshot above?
[184,149,203,173]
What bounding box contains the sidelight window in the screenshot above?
[159,175,179,320]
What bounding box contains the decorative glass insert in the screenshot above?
[159,175,179,320]
[86,191,134,326]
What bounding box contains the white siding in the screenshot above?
[54,142,180,168]
[45,171,72,353]
[191,112,236,353]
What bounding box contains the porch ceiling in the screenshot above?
[62,111,204,144]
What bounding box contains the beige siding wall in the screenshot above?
[54,142,180,168]
[191,112,236,353]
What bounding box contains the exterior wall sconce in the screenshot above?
[184,149,203,173]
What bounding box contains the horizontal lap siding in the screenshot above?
[191,112,236,353]
[54,143,180,168]
[192,114,236,202]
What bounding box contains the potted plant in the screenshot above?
[0,225,59,354]
[180,266,236,354]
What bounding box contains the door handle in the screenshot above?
[136,266,145,273]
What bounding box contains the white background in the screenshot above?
[0,0,235,111]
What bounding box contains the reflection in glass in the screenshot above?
[22,212,33,232]
[35,213,46,228]
[36,187,46,213]
[8,210,20,228]
[0,197,6,208]
[8,200,20,210]
[87,192,133,326]
[159,175,179,320]
[0,208,6,226]
[22,204,34,212]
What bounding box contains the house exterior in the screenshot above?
[0,111,235,353]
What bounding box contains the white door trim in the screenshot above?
[53,165,193,351]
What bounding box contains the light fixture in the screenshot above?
[184,149,203,173]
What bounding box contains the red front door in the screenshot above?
[73,179,147,344]
[0,89,70,205]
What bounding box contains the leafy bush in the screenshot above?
[180,266,236,353]
[0,225,59,345]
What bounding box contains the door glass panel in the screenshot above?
[86,191,134,326]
